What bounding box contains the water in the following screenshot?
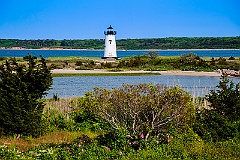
[1,49,239,98]
[46,75,240,98]
[1,49,240,58]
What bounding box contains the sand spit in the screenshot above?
[51,69,223,77]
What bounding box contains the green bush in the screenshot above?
[0,57,6,61]
[71,96,110,132]
[229,56,235,60]
[194,75,240,141]
[0,54,52,137]
[42,108,74,132]
[75,66,94,70]
[86,84,194,140]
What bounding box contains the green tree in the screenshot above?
[180,52,199,66]
[0,55,52,137]
[194,75,240,141]
[206,75,240,122]
[148,51,158,59]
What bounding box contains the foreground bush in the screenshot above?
[0,55,52,137]
[84,84,194,140]
[194,75,240,141]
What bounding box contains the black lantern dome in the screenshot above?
[104,25,117,35]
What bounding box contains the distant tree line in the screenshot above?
[0,37,240,49]
[117,37,240,49]
[0,39,105,49]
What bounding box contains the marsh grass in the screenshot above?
[189,86,212,110]
[0,131,97,150]
[44,97,79,119]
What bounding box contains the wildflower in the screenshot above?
[132,141,136,145]
[78,144,81,147]
[166,133,170,139]
[106,146,110,150]
[166,133,171,143]
[66,146,69,150]
[120,151,123,155]
[140,134,144,139]
[21,150,25,153]
[82,149,84,152]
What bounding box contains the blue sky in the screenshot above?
[0,0,240,39]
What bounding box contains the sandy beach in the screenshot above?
[51,69,222,77]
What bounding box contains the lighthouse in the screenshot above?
[102,25,119,60]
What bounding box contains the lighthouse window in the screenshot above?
[109,40,112,44]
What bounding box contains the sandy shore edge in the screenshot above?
[51,69,222,77]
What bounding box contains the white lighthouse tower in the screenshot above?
[102,25,119,59]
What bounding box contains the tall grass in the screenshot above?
[44,97,79,120]
[0,131,91,150]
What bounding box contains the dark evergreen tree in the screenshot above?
[194,75,240,141]
[206,75,240,122]
[0,54,52,137]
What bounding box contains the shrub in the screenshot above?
[217,57,227,65]
[42,108,74,132]
[180,53,199,66]
[148,51,158,59]
[0,57,6,61]
[207,76,240,122]
[0,54,52,137]
[75,66,93,70]
[229,56,235,60]
[71,96,110,132]
[75,60,83,66]
[86,84,194,140]
[194,75,240,141]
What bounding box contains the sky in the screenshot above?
[0,0,240,39]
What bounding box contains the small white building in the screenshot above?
[102,25,119,60]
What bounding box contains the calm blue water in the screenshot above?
[1,49,239,98]
[1,49,240,58]
[46,75,240,98]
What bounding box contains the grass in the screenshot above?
[0,131,97,151]
[47,56,101,62]
[44,97,78,118]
